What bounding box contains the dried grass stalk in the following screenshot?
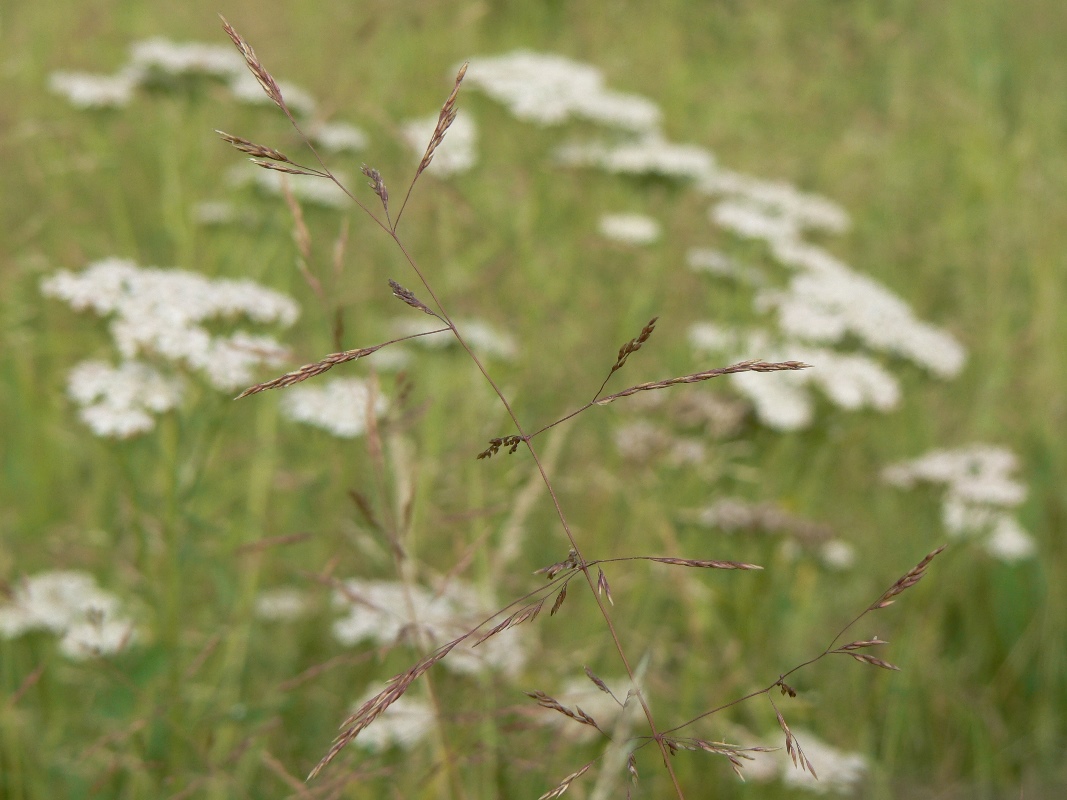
[595,360,810,404]
[870,544,946,610]
[235,345,385,399]
[525,691,600,730]
[220,16,288,113]
[388,279,435,316]
[584,666,616,701]
[362,165,389,213]
[538,762,594,800]
[645,557,763,571]
[611,317,658,374]
[596,568,613,606]
[215,130,293,163]
[415,62,468,180]
[550,583,568,616]
[772,700,817,778]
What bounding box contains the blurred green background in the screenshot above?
[2,1,1065,798]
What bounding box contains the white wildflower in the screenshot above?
[351,684,435,752]
[49,71,137,109]
[556,133,715,180]
[128,37,245,80]
[0,571,136,659]
[984,516,1036,562]
[192,200,238,226]
[463,51,661,131]
[59,617,137,661]
[66,360,183,438]
[401,113,477,176]
[759,266,967,378]
[254,588,312,622]
[885,445,1033,561]
[686,248,764,285]
[395,317,516,360]
[43,258,300,394]
[332,579,526,677]
[700,168,850,234]
[711,199,801,244]
[244,166,350,209]
[779,730,867,794]
[228,71,316,116]
[614,421,672,462]
[598,213,661,245]
[310,121,369,153]
[819,539,856,571]
[882,445,1025,506]
[281,377,387,438]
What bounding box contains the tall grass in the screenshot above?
[1,1,1065,798]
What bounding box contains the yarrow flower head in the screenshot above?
[127,37,246,81]
[0,571,137,660]
[689,323,900,430]
[254,588,313,622]
[556,133,715,181]
[598,213,661,246]
[883,445,1035,562]
[281,377,387,439]
[401,113,477,176]
[49,71,138,109]
[463,51,661,131]
[310,121,369,153]
[42,258,298,394]
[66,359,184,438]
[349,684,435,753]
[332,578,526,677]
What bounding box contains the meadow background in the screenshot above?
[2,0,1065,798]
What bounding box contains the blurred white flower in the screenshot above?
[332,579,526,677]
[66,360,183,438]
[49,71,137,109]
[239,165,351,209]
[711,199,801,244]
[254,588,312,622]
[192,200,238,226]
[598,213,661,245]
[884,445,1034,562]
[281,377,387,438]
[43,258,299,397]
[395,317,517,361]
[351,684,435,752]
[557,133,715,180]
[402,113,477,176]
[779,730,868,794]
[819,539,856,571]
[310,121,369,153]
[690,324,899,429]
[128,37,245,80]
[686,248,765,285]
[700,168,850,234]
[0,571,136,659]
[228,71,316,116]
[463,51,661,131]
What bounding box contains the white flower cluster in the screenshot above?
[48,71,138,109]
[598,213,661,245]
[689,323,900,431]
[228,164,352,210]
[394,316,518,361]
[883,445,1035,561]
[50,36,321,117]
[253,587,312,622]
[556,133,715,180]
[0,571,137,660]
[310,121,369,153]
[699,169,966,382]
[736,729,866,793]
[42,258,299,436]
[463,51,661,131]
[281,377,387,438]
[332,578,526,676]
[66,360,183,439]
[401,113,477,176]
[686,248,765,286]
[350,683,435,752]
